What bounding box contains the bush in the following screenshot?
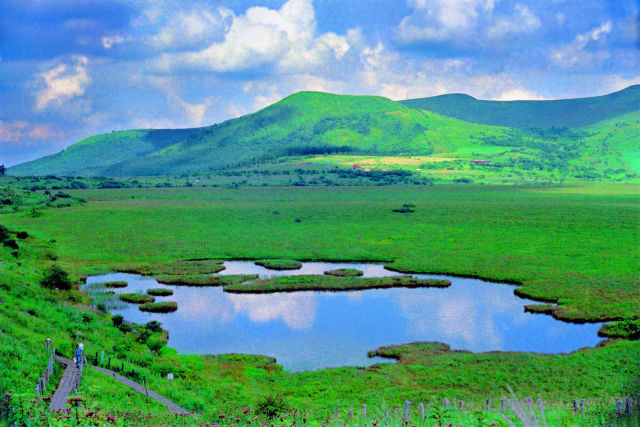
[3,239,18,250]
[145,320,163,332]
[119,323,132,333]
[112,314,124,327]
[16,231,28,239]
[40,265,72,290]
[255,394,289,419]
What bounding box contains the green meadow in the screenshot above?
[1,183,639,425]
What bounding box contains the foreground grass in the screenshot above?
[1,184,639,425]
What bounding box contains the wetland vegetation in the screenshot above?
[0,183,638,424]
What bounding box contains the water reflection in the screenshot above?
[85,262,604,372]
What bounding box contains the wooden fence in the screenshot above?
[34,348,56,396]
[333,396,636,421]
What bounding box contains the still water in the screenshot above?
[86,261,604,372]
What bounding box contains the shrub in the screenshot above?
[0,225,9,241]
[145,320,163,332]
[119,323,132,333]
[3,239,18,250]
[16,231,28,239]
[41,265,72,290]
[112,315,124,327]
[255,394,289,419]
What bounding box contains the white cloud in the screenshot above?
[102,35,125,49]
[550,21,612,68]
[35,56,91,111]
[155,0,355,76]
[396,0,496,43]
[397,1,541,44]
[487,4,541,39]
[151,8,229,51]
[494,88,543,101]
[0,120,63,143]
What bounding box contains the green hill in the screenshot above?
[399,85,640,128]
[8,88,640,181]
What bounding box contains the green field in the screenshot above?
[1,184,639,425]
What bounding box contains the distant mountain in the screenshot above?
[9,92,512,176]
[8,87,640,179]
[399,85,640,128]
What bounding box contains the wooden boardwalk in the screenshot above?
[49,357,80,413]
[92,365,189,415]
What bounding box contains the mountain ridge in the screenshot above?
[8,86,640,180]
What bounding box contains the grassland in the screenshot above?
[1,183,639,425]
[223,275,450,293]
[2,185,636,323]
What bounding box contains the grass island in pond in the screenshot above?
[224,274,451,293]
[139,301,178,313]
[155,274,258,287]
[324,268,364,277]
[254,259,303,270]
[104,281,128,288]
[119,293,155,304]
[146,288,173,296]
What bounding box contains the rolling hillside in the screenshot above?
[399,84,640,128]
[8,87,640,180]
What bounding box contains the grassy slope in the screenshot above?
[11,90,639,181]
[399,84,640,128]
[8,128,200,176]
[1,185,638,322]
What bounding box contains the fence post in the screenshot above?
[35,384,40,395]
[348,408,353,420]
[526,397,533,407]
[579,398,584,414]
[625,397,632,416]
[501,397,506,411]
[458,400,463,410]
[442,398,449,408]
[486,397,491,411]
[419,403,425,420]
[573,399,578,412]
[404,401,411,419]
[617,400,623,415]
[362,405,366,419]
[333,407,338,419]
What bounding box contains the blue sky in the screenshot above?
[1,0,638,166]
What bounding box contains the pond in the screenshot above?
[86,261,604,372]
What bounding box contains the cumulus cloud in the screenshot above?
[396,0,541,43]
[150,8,230,51]
[494,88,543,101]
[0,120,63,143]
[396,0,496,43]
[550,21,612,68]
[102,35,126,49]
[487,4,541,39]
[35,56,91,111]
[155,0,354,75]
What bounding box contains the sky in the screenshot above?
[0,0,638,166]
